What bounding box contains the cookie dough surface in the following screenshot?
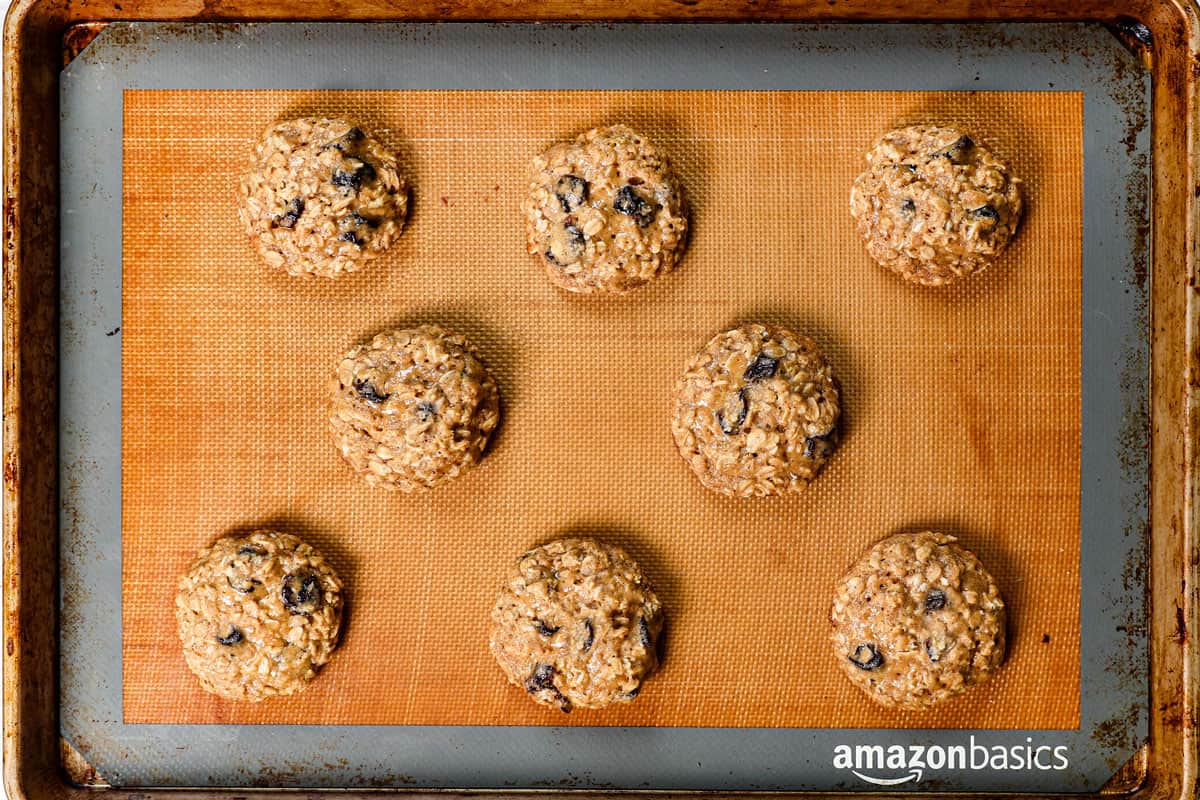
[830,531,1006,710]
[490,538,664,712]
[850,124,1022,286]
[239,117,409,278]
[523,124,689,294]
[670,323,841,497]
[176,529,343,702]
[329,324,500,491]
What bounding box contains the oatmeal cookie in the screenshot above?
[239,117,409,278]
[523,124,689,294]
[830,531,1006,710]
[329,324,500,491]
[849,125,1022,286]
[176,529,343,702]
[490,538,663,712]
[670,323,841,497]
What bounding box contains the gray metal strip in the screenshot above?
[58,21,1150,792]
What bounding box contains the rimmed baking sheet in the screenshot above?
[59,21,1149,792]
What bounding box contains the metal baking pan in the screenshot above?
[4,2,1197,799]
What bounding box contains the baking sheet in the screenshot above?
[60,21,1148,791]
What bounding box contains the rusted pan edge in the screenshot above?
[4,1,1196,800]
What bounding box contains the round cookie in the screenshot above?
[849,124,1022,286]
[329,324,500,491]
[239,117,408,278]
[490,538,664,712]
[522,124,689,294]
[670,323,841,497]
[175,529,343,702]
[829,531,1006,710]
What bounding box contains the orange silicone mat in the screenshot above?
[122,89,1082,729]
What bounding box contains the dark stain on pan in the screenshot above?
[1125,166,1151,289]
[1096,17,1153,768]
[61,23,110,69]
[1106,17,1154,67]
[78,22,245,69]
[1092,705,1142,769]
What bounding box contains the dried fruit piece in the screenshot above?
[322,126,365,151]
[414,401,437,423]
[274,198,304,229]
[356,161,377,183]
[717,389,748,436]
[338,231,361,245]
[803,426,839,461]
[924,637,957,663]
[849,643,884,671]
[936,135,974,163]
[971,204,1000,222]
[581,619,594,652]
[612,184,656,227]
[924,589,947,612]
[331,169,359,190]
[637,616,653,648]
[281,571,323,615]
[216,625,244,646]
[331,160,376,192]
[554,174,589,213]
[524,663,571,712]
[525,663,556,692]
[743,354,779,382]
[353,379,390,405]
[226,575,262,594]
[545,222,585,265]
[338,212,372,233]
[534,619,559,637]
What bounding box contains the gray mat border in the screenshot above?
[58,21,1150,792]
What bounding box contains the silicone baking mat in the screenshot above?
[121,88,1082,729]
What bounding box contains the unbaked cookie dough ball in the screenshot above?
[830,531,1006,710]
[175,529,343,701]
[670,323,841,497]
[490,538,664,712]
[849,125,1022,286]
[523,124,689,294]
[239,117,409,278]
[329,324,500,491]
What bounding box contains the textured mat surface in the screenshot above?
[122,89,1082,728]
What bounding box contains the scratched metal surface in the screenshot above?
[57,21,1149,792]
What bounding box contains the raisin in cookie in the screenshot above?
[490,538,664,712]
[830,531,1006,710]
[670,323,841,497]
[523,124,689,294]
[850,125,1022,286]
[239,117,408,278]
[176,529,343,702]
[329,325,500,491]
